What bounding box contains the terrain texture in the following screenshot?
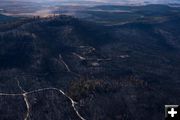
[0,5,180,120]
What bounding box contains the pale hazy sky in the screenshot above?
[14,0,180,4]
[2,0,180,7]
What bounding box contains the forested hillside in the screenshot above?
[0,5,180,119]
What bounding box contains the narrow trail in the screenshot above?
[73,53,86,60]
[72,52,111,62]
[17,80,30,120]
[17,80,26,93]
[59,54,71,72]
[0,86,86,120]
[58,54,80,78]
[23,93,30,120]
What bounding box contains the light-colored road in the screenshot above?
[23,93,30,120]
[58,54,80,77]
[0,86,86,120]
[17,80,30,120]
[59,54,71,72]
[73,53,86,60]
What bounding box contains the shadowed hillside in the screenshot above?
[0,5,180,120]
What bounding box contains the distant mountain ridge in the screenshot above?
[2,0,180,5]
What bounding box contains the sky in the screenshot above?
[11,0,180,4]
[1,0,180,17]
